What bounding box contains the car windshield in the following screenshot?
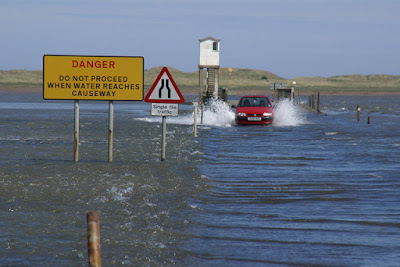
[238,97,271,107]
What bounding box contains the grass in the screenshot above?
[1,68,399,94]
[0,70,42,87]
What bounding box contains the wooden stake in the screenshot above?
[201,103,204,124]
[194,105,198,137]
[87,211,101,267]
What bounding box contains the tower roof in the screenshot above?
[199,36,221,42]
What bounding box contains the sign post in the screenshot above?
[74,100,79,162]
[108,101,114,162]
[144,67,185,161]
[43,55,144,162]
[161,116,167,161]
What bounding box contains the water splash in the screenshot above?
[140,99,305,128]
[273,99,306,127]
[140,99,235,127]
[192,99,235,127]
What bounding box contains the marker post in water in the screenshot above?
[193,101,200,137]
[144,67,185,161]
[87,211,101,267]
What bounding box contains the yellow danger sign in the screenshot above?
[43,55,144,100]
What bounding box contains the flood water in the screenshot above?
[1,92,399,266]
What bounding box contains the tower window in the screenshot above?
[212,42,218,51]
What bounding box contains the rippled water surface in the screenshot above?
[1,92,399,266]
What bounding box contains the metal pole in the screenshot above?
[87,211,101,267]
[74,100,79,162]
[194,106,198,137]
[161,116,166,161]
[108,101,114,162]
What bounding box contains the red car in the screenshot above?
[235,96,273,125]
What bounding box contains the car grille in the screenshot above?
[237,116,272,121]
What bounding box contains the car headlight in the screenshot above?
[263,112,272,117]
[237,112,246,116]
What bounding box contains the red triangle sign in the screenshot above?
[144,67,185,103]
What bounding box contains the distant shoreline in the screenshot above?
[1,68,400,95]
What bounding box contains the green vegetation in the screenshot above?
[1,68,399,94]
[290,74,400,94]
[0,70,42,87]
[146,67,400,94]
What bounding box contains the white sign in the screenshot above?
[144,67,185,103]
[151,103,179,116]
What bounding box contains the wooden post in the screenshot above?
[357,105,361,121]
[194,105,198,137]
[199,68,203,100]
[317,91,320,112]
[74,100,80,162]
[214,68,219,98]
[87,211,101,267]
[108,101,114,162]
[201,103,204,124]
[314,92,317,110]
[368,116,370,124]
[161,116,166,161]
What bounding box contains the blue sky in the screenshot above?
[1,0,399,78]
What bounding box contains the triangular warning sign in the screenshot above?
[144,67,185,103]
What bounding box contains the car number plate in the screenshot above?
[248,117,261,121]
